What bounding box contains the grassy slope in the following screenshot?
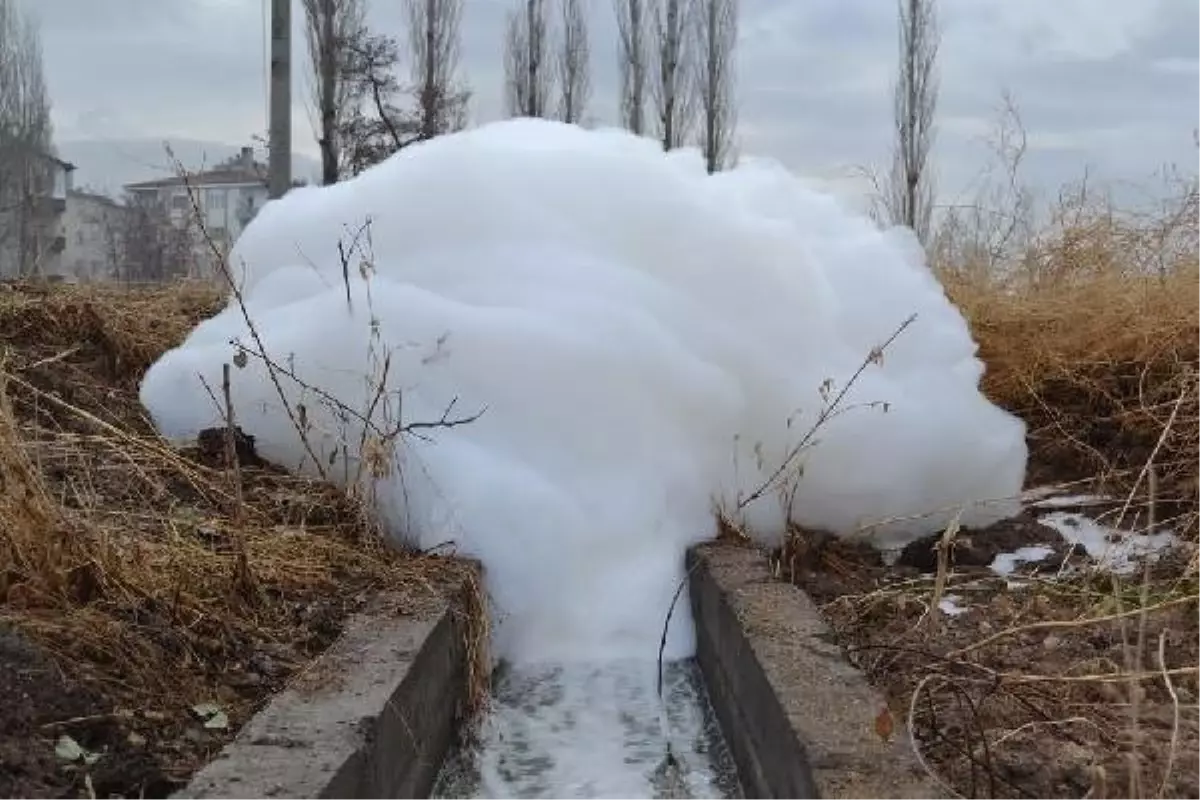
[0,282,479,797]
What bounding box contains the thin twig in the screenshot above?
[221,363,245,525]
[738,314,917,510]
[906,674,964,799]
[1155,630,1181,799]
[949,595,1196,658]
[167,147,329,481]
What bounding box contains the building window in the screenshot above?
[171,193,189,211]
[208,188,227,209]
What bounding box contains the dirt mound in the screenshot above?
[0,281,479,798]
[774,516,1199,800]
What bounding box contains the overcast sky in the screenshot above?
[25,0,1200,207]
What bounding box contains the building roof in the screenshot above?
[125,147,267,192]
[29,149,75,171]
[125,167,266,191]
[68,188,121,208]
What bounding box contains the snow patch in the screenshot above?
[1038,512,1177,576]
[990,546,1055,577]
[937,595,968,616]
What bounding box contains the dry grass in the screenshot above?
[940,173,1199,537]
[0,280,483,797]
[948,267,1198,524]
[940,219,1195,525]
[781,177,1200,799]
[790,543,1200,800]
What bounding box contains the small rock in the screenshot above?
[1058,740,1091,770]
[1042,634,1061,651]
[249,654,283,677]
[229,671,263,689]
[127,732,147,748]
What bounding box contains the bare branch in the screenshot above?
[614,0,648,134]
[556,0,591,123]
[301,0,366,185]
[341,32,420,174]
[406,0,471,139]
[0,0,54,279]
[737,314,918,511]
[504,0,554,118]
[929,89,1035,278]
[885,0,939,246]
[650,0,695,149]
[692,0,737,172]
[113,192,192,283]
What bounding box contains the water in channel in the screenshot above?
[432,658,742,799]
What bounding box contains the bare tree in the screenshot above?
[651,0,693,149]
[406,0,471,139]
[931,90,1033,278]
[302,0,365,185]
[115,193,192,284]
[0,0,54,278]
[556,0,591,123]
[336,3,473,177]
[693,0,737,172]
[614,0,647,134]
[886,0,939,246]
[340,31,418,175]
[504,0,554,118]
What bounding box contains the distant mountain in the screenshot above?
[57,138,322,198]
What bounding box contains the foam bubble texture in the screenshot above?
[140,119,1027,662]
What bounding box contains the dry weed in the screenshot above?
[0,280,479,796]
[947,258,1198,533]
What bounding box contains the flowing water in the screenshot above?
[432,659,742,799]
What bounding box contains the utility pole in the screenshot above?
[268,0,292,199]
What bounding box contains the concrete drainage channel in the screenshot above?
[178,543,935,799]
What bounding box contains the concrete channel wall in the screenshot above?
[178,542,934,799]
[688,542,937,799]
[177,579,475,800]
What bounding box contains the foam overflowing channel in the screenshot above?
[139,119,1027,666]
[138,120,1030,794]
[433,659,740,799]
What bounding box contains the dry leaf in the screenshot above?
[874,706,895,742]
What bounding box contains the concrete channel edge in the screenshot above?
[176,578,475,800]
[688,541,939,799]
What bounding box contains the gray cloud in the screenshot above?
[25,0,1198,206]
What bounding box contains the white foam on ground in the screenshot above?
[1037,512,1177,575]
[937,595,968,616]
[990,545,1055,577]
[139,119,1028,665]
[1028,493,1112,509]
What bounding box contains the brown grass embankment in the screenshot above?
[0,281,482,798]
[949,259,1198,534]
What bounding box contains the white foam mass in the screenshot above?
[139,119,1027,663]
